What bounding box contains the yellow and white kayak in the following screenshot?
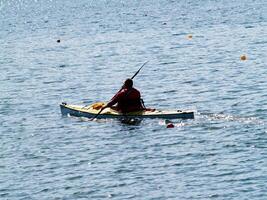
[60,102,194,119]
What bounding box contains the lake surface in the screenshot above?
[1,0,267,199]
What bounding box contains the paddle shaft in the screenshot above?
[90,107,105,121]
[90,61,148,121]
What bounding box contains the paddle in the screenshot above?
[90,61,149,121]
[131,61,149,79]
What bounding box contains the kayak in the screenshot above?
[60,102,194,119]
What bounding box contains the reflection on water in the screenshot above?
[119,117,143,126]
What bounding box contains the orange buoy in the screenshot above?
[166,123,175,128]
[240,54,247,61]
[187,34,193,39]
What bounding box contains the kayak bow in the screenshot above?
[60,102,194,119]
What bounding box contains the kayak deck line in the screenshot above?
[60,102,194,119]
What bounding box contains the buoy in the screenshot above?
[187,34,193,39]
[166,123,175,128]
[240,54,247,61]
[57,39,61,43]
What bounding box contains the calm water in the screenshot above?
[1,0,267,199]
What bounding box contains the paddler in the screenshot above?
[102,78,145,113]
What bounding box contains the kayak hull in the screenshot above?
[60,103,194,119]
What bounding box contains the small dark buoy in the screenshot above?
[57,39,61,43]
[163,22,167,25]
[187,34,193,39]
[166,123,175,128]
[240,54,247,61]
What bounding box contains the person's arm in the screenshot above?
[103,90,124,109]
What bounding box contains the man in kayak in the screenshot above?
[102,78,145,113]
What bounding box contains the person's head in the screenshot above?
[123,78,133,89]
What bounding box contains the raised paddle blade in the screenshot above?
[131,61,149,79]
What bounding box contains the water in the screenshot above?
[1,0,267,199]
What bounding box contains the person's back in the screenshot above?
[104,79,145,113]
[117,87,143,113]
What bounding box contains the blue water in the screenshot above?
[1,0,267,199]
